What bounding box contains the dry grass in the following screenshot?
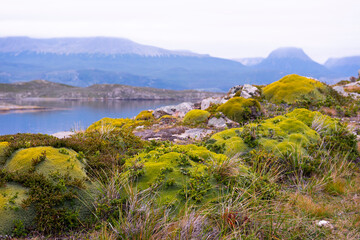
[288,193,333,218]
[344,85,360,94]
[320,107,337,117]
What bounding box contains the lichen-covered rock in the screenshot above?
[200,97,226,110]
[227,85,243,98]
[122,144,246,204]
[183,109,211,125]
[262,74,328,104]
[217,97,261,123]
[174,128,214,140]
[208,117,227,128]
[136,110,154,120]
[240,84,260,99]
[208,108,338,157]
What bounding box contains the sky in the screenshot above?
[0,0,359,63]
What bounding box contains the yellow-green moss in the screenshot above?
[262,74,328,104]
[0,141,9,166]
[217,97,261,122]
[123,144,243,204]
[159,115,177,120]
[0,141,8,150]
[0,183,35,235]
[183,109,210,125]
[5,146,87,180]
[209,108,335,157]
[135,110,154,121]
[286,108,338,134]
[87,117,140,132]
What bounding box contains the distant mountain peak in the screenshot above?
[267,47,312,61]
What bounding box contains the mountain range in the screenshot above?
[0,37,359,91]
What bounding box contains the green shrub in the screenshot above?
[183,109,210,125]
[217,97,261,123]
[135,110,154,121]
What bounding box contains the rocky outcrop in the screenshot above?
[333,81,360,98]
[227,84,260,99]
[240,84,260,98]
[200,97,227,110]
[153,102,195,118]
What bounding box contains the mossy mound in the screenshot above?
[262,74,328,104]
[123,144,246,204]
[5,146,87,180]
[0,183,35,235]
[183,109,210,125]
[217,97,261,122]
[135,110,154,121]
[0,146,95,235]
[87,117,140,132]
[209,108,338,157]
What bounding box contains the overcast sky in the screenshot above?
[0,0,359,63]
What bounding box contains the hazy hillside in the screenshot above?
[0,37,357,90]
[325,56,360,76]
[233,57,264,66]
[0,80,223,99]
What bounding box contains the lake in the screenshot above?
[0,99,184,135]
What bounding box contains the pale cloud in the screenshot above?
[0,0,359,62]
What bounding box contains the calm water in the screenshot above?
[0,99,183,135]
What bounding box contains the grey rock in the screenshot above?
[208,117,227,128]
[153,102,194,118]
[51,131,75,139]
[134,126,188,141]
[200,97,222,110]
[228,85,243,98]
[240,84,260,99]
[333,86,349,96]
[174,128,214,140]
[333,84,360,98]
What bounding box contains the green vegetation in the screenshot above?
[135,110,154,120]
[262,74,328,104]
[208,108,339,157]
[217,97,261,122]
[183,109,210,125]
[87,117,139,132]
[1,74,360,238]
[122,143,232,204]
